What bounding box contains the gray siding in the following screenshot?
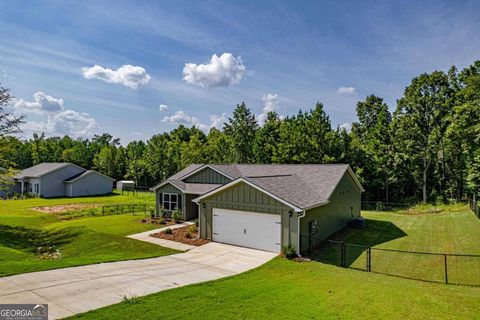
[40,165,84,197]
[185,193,199,220]
[184,167,231,184]
[300,172,361,253]
[155,183,185,219]
[68,173,113,197]
[198,182,298,252]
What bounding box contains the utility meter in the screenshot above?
[309,220,318,235]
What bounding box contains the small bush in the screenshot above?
[188,224,198,234]
[172,209,182,223]
[185,232,192,239]
[281,244,297,260]
[164,228,173,235]
[140,218,147,223]
[158,218,166,225]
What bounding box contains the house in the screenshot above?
[13,163,115,198]
[152,164,364,254]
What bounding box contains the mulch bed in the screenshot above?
[140,218,177,226]
[33,203,100,214]
[150,226,209,246]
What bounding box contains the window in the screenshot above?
[28,183,32,193]
[163,193,179,211]
[34,183,39,194]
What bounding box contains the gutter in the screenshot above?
[297,209,306,256]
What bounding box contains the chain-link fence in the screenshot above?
[361,201,443,214]
[470,197,479,219]
[309,239,480,286]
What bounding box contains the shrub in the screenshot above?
[281,244,297,260]
[185,232,192,239]
[164,228,173,235]
[172,209,182,223]
[158,218,166,225]
[188,224,198,234]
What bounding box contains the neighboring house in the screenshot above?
[152,164,364,254]
[14,163,115,198]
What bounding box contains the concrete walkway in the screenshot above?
[0,243,277,319]
[127,222,196,251]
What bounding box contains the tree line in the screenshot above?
[1,60,479,203]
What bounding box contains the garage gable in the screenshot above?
[199,180,291,215]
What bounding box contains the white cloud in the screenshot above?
[257,93,279,125]
[13,92,98,138]
[337,86,356,95]
[161,110,227,132]
[82,64,151,89]
[339,122,352,132]
[50,110,98,137]
[14,92,64,113]
[182,53,246,88]
[159,104,168,112]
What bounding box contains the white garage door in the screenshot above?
[212,208,282,252]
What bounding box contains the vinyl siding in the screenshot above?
[68,173,113,197]
[39,165,84,197]
[198,181,298,252]
[300,171,361,253]
[183,167,231,184]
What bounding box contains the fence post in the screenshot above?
[444,254,448,284]
[102,206,104,216]
[366,247,372,272]
[341,242,346,267]
[116,204,119,214]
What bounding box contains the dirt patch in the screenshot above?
[33,203,100,214]
[151,225,209,246]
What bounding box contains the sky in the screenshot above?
[1,0,480,143]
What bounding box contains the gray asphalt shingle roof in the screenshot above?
[157,163,361,209]
[14,163,73,179]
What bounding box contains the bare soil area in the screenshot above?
[32,203,100,214]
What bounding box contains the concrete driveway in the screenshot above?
[0,243,276,319]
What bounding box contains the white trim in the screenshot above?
[151,180,184,192]
[65,170,115,183]
[347,166,365,192]
[177,164,234,181]
[162,192,180,211]
[297,210,306,256]
[193,177,303,212]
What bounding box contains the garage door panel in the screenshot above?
[212,208,281,252]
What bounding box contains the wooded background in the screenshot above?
[1,61,479,203]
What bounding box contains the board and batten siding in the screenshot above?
[300,171,361,253]
[155,183,185,218]
[198,181,299,252]
[184,167,231,184]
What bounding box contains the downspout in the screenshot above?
[297,209,306,256]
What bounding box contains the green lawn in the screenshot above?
[314,204,480,285]
[69,257,480,320]
[0,191,178,277]
[68,204,480,320]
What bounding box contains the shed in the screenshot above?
[117,180,135,191]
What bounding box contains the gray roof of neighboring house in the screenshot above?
[153,163,363,210]
[14,163,75,179]
[64,170,116,183]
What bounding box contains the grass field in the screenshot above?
[67,204,480,320]
[69,256,480,320]
[0,191,178,277]
[314,204,480,285]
